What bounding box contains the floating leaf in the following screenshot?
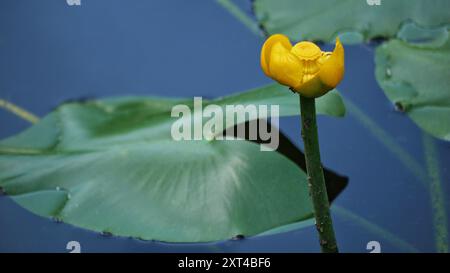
[253,0,450,43]
[215,83,346,118]
[375,38,450,141]
[397,22,449,48]
[0,85,346,242]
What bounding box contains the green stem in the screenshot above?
[299,95,338,253]
[423,133,449,253]
[0,99,40,124]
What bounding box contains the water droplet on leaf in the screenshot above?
[386,68,392,78]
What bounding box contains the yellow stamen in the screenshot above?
[291,41,322,61]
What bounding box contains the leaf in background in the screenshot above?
[0,85,346,242]
[375,38,450,141]
[253,0,450,43]
[396,22,449,49]
[232,120,348,204]
[216,83,346,118]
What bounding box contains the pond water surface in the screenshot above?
[1,0,449,252]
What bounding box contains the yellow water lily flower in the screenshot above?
[261,34,344,98]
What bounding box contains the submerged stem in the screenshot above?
[299,95,338,253]
[0,99,40,124]
[423,133,449,253]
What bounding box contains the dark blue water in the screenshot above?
[1,0,449,252]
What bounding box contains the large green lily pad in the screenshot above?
[253,0,450,43]
[375,38,450,141]
[0,85,345,242]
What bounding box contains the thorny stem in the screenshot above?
[299,94,338,253]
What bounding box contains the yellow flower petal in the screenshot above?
[294,74,331,98]
[318,37,345,88]
[268,43,303,88]
[260,34,292,77]
[260,34,344,98]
